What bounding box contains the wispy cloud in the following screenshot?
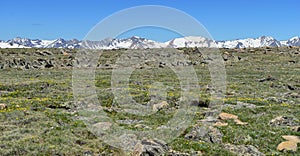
[31,23,43,26]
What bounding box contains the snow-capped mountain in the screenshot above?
[166,36,217,48]
[0,36,299,49]
[216,36,281,48]
[46,38,81,49]
[6,37,54,48]
[0,37,80,49]
[0,41,29,48]
[81,36,168,49]
[280,36,300,46]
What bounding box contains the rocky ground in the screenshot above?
[0,47,299,155]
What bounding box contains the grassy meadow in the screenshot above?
[0,47,299,155]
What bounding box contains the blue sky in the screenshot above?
[0,0,299,41]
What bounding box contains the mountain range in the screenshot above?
[0,36,299,49]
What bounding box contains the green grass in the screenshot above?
[0,47,299,155]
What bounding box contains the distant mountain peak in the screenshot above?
[0,36,299,49]
[290,36,300,39]
[130,36,142,39]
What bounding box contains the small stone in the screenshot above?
[116,119,142,125]
[234,119,248,125]
[199,116,219,124]
[236,101,258,109]
[265,97,287,103]
[213,121,228,127]
[153,101,169,112]
[219,112,238,120]
[62,51,70,56]
[134,124,151,130]
[224,51,230,55]
[0,103,7,110]
[168,149,190,156]
[282,135,300,143]
[277,141,297,152]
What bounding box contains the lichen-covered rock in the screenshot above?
[185,125,223,144]
[269,116,298,126]
[223,143,265,156]
[167,150,190,156]
[132,139,169,156]
[223,101,258,109]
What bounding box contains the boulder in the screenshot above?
[132,139,169,156]
[185,125,223,144]
[269,116,298,127]
[223,143,265,156]
[277,141,297,152]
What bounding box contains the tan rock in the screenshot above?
[213,121,228,127]
[282,135,300,143]
[224,51,230,55]
[234,119,248,125]
[132,142,143,156]
[62,51,69,56]
[218,112,248,125]
[0,103,7,110]
[134,124,151,130]
[277,141,297,152]
[153,101,169,112]
[219,112,238,120]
